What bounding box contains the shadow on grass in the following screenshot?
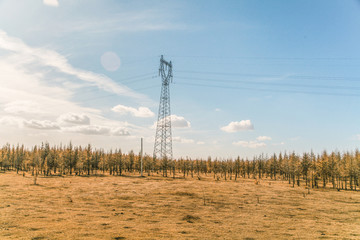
[28,183,45,187]
[113,174,147,178]
[77,174,107,178]
[38,175,64,178]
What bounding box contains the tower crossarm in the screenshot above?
[159,55,173,85]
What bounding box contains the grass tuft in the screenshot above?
[182,214,200,223]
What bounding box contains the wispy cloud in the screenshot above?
[233,140,266,149]
[173,136,195,144]
[0,116,25,128]
[4,100,43,114]
[0,30,146,100]
[64,9,188,34]
[256,136,272,141]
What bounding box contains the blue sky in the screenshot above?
[1,0,360,159]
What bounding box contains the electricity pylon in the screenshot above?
[153,55,173,160]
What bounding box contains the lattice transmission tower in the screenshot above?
[153,55,173,160]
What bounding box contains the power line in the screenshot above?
[24,72,159,104]
[120,74,158,85]
[174,76,360,92]
[120,56,158,66]
[76,84,160,103]
[175,70,360,82]
[114,72,158,84]
[175,82,360,97]
[168,55,360,61]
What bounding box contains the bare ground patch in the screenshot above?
[1,172,360,239]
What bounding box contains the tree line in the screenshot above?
[0,143,359,191]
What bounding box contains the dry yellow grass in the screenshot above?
[1,171,360,239]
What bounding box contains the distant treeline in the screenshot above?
[0,143,359,191]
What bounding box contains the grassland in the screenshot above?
[1,171,360,239]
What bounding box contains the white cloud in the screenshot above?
[172,115,191,128]
[64,125,130,136]
[256,136,272,141]
[43,0,59,7]
[173,136,195,144]
[0,114,130,136]
[197,141,205,145]
[24,119,60,130]
[152,114,191,129]
[111,127,130,136]
[0,116,60,130]
[272,142,285,146]
[233,140,266,149]
[221,120,254,133]
[65,125,110,135]
[233,135,271,149]
[215,108,221,112]
[58,113,90,125]
[112,104,154,118]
